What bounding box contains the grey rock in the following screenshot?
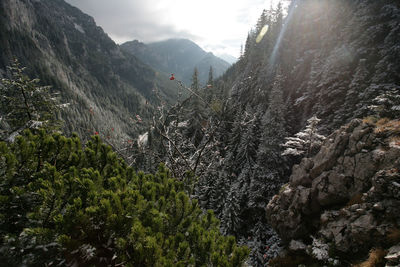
[289,240,307,251]
[385,245,400,265]
[266,119,400,262]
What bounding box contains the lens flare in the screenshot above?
[256,25,269,43]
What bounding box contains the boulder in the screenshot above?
[385,245,400,266]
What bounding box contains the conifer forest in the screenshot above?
[1,0,400,266]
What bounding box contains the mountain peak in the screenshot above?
[121,38,230,85]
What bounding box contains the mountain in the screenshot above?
[2,0,400,265]
[120,39,231,86]
[188,0,400,265]
[217,53,237,65]
[0,0,179,143]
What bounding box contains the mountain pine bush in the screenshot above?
[0,130,249,266]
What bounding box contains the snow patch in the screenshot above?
[137,132,148,148]
[177,121,188,128]
[74,23,85,34]
[310,237,329,261]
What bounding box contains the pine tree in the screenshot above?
[256,9,268,35]
[243,31,256,59]
[207,66,214,87]
[251,72,287,213]
[191,67,199,92]
[0,130,250,266]
[0,59,60,139]
[281,115,325,157]
[181,67,204,147]
[369,86,400,119]
[256,72,287,168]
[236,105,259,185]
[221,185,242,236]
[224,110,244,177]
[348,59,369,118]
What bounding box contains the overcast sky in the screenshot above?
[65,0,282,58]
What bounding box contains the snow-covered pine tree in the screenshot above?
[221,184,242,236]
[251,72,287,212]
[369,85,400,119]
[236,105,259,173]
[345,58,369,118]
[183,68,204,147]
[281,115,325,157]
[223,109,244,178]
[0,59,60,140]
[256,71,287,168]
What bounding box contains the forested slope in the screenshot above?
[188,0,400,265]
[0,0,179,143]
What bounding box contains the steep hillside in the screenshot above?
[267,119,400,265]
[0,0,179,142]
[192,0,400,265]
[226,0,400,134]
[120,39,231,86]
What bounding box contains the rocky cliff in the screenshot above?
[267,119,400,265]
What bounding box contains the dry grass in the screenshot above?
[376,118,391,127]
[387,227,400,244]
[374,119,400,134]
[352,248,386,267]
[362,116,379,125]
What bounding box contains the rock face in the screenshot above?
[267,119,400,263]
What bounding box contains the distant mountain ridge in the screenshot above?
[121,38,231,86]
[217,53,237,65]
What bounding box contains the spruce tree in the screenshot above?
[251,72,287,212]
[281,115,326,157]
[184,68,204,147]
[221,185,242,236]
[256,72,286,168]
[207,66,214,87]
[191,67,199,92]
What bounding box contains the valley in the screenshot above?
[1,0,400,266]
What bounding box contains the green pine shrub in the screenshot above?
[0,130,249,266]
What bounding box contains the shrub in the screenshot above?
[0,130,249,266]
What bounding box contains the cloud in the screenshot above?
[66,0,192,43]
[65,0,277,57]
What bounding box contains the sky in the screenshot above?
[65,0,283,59]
